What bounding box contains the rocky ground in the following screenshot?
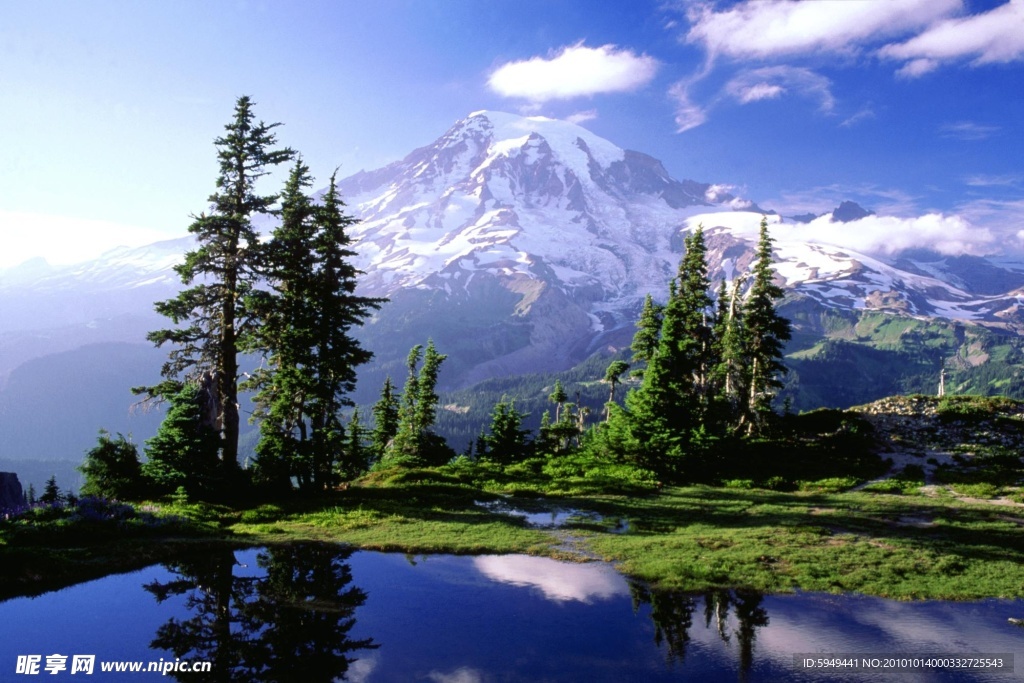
[850,395,1024,506]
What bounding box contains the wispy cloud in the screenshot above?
[963,173,1022,188]
[880,0,1024,77]
[767,184,921,218]
[840,106,876,128]
[939,121,1000,141]
[956,197,1024,229]
[724,66,835,112]
[488,44,658,102]
[667,79,709,132]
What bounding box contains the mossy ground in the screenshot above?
[4,397,1024,602]
[8,477,1022,603]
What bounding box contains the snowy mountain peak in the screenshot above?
[336,110,745,302]
[459,110,625,172]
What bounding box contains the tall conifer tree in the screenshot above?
[370,377,400,459]
[674,226,715,412]
[711,277,747,430]
[248,162,384,490]
[630,294,663,375]
[742,218,792,432]
[387,340,449,465]
[142,97,294,478]
[620,227,713,474]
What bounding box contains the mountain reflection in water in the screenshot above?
[0,545,1021,682]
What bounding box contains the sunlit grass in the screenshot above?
[583,486,1024,600]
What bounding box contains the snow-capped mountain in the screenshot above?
[336,110,750,300]
[325,111,1024,357]
[5,111,1024,361]
[5,109,1024,461]
[5,111,1024,380]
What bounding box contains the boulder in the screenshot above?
[0,472,26,511]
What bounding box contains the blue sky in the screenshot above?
[1,0,1022,267]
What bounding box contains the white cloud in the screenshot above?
[347,655,378,683]
[473,555,628,603]
[427,667,484,683]
[880,0,1024,75]
[894,57,940,79]
[704,183,737,202]
[488,44,658,102]
[803,212,994,255]
[687,209,995,256]
[684,0,960,60]
[724,66,835,112]
[566,109,598,125]
[0,211,174,269]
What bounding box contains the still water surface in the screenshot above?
[1,544,1021,681]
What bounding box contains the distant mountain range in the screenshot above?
[4,110,1024,463]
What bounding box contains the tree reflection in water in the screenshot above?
[631,582,769,677]
[144,543,376,682]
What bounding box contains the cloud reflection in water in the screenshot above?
[473,554,628,603]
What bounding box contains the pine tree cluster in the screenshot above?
[600,220,792,479]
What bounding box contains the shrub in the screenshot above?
[79,431,145,500]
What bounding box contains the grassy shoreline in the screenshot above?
[5,476,1022,603]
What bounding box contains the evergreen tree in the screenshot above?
[79,431,144,500]
[620,229,712,472]
[548,380,568,423]
[386,341,451,466]
[370,377,400,460]
[247,163,384,491]
[246,160,319,490]
[480,398,530,464]
[742,218,792,433]
[675,226,715,411]
[630,294,663,377]
[40,475,62,505]
[606,227,719,477]
[140,96,295,479]
[535,409,555,455]
[336,410,368,482]
[26,483,36,506]
[711,277,747,431]
[143,384,221,498]
[603,360,630,421]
